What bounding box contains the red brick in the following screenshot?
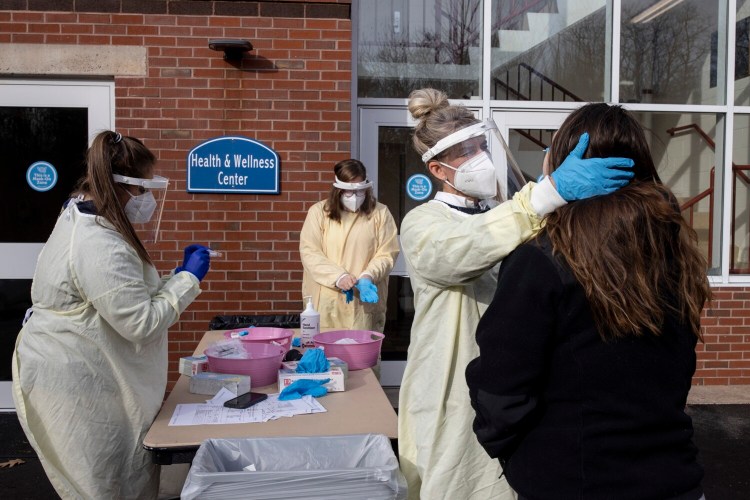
[11,12,44,22]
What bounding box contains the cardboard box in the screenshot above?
[179,355,209,377]
[281,356,348,379]
[278,358,346,393]
[189,372,251,396]
[325,357,349,379]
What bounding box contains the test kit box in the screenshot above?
[189,372,251,396]
[278,358,346,393]
[179,355,209,377]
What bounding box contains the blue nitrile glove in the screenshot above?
[175,244,209,273]
[292,337,302,348]
[342,288,354,304]
[183,247,211,281]
[296,348,330,373]
[279,378,330,400]
[355,277,379,303]
[550,133,635,201]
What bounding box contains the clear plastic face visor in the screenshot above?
[113,174,169,243]
[422,119,528,201]
[332,176,373,191]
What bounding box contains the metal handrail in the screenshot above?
[666,124,716,149]
[731,165,750,273]
[492,63,581,149]
[517,63,584,102]
[492,63,584,102]
[680,167,714,267]
[668,123,750,273]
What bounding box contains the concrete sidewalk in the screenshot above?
[687,384,750,404]
[1,386,749,499]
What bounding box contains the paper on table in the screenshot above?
[206,387,237,406]
[168,394,326,426]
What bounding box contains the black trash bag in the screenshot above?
[209,314,300,330]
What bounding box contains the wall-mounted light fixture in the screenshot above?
[208,39,253,61]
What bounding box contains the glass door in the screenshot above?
[360,107,569,387]
[360,108,418,386]
[0,80,113,410]
[491,110,570,183]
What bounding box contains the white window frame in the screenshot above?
[0,79,114,410]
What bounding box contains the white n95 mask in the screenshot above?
[124,191,157,223]
[439,151,498,199]
[341,191,366,212]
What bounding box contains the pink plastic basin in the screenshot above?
[204,342,286,388]
[223,327,294,353]
[312,330,384,370]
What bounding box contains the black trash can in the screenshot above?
[209,314,300,330]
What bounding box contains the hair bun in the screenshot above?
[408,88,449,121]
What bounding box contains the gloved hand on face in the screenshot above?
[355,277,379,303]
[183,247,211,281]
[175,244,209,273]
[278,378,330,401]
[551,133,635,201]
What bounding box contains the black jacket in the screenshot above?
[466,234,703,500]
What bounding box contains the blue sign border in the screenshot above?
[187,136,280,194]
[406,173,433,201]
[26,161,58,192]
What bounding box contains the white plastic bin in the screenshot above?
[181,433,407,500]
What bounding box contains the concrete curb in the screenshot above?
[688,385,750,404]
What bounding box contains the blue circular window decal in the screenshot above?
[27,161,58,192]
[406,173,433,201]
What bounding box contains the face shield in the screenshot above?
[332,176,373,191]
[112,174,169,243]
[333,176,372,212]
[422,119,527,202]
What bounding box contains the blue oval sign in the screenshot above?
[406,173,433,201]
[26,161,58,192]
[187,136,280,194]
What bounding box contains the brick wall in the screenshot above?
[0,0,353,388]
[3,0,748,389]
[697,287,750,385]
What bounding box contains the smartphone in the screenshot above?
[223,391,268,409]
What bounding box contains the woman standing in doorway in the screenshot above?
[300,159,399,333]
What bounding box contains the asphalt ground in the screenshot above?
[0,404,747,499]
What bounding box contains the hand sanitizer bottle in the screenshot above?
[300,296,320,347]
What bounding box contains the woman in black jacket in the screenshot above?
[466,103,710,500]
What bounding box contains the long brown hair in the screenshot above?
[324,159,376,222]
[72,130,156,264]
[543,103,710,340]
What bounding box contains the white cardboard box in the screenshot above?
[189,372,251,396]
[278,358,346,393]
[179,355,209,377]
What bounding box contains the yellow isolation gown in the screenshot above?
[13,201,201,499]
[398,180,564,499]
[300,200,399,332]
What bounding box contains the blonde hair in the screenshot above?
[408,88,479,162]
